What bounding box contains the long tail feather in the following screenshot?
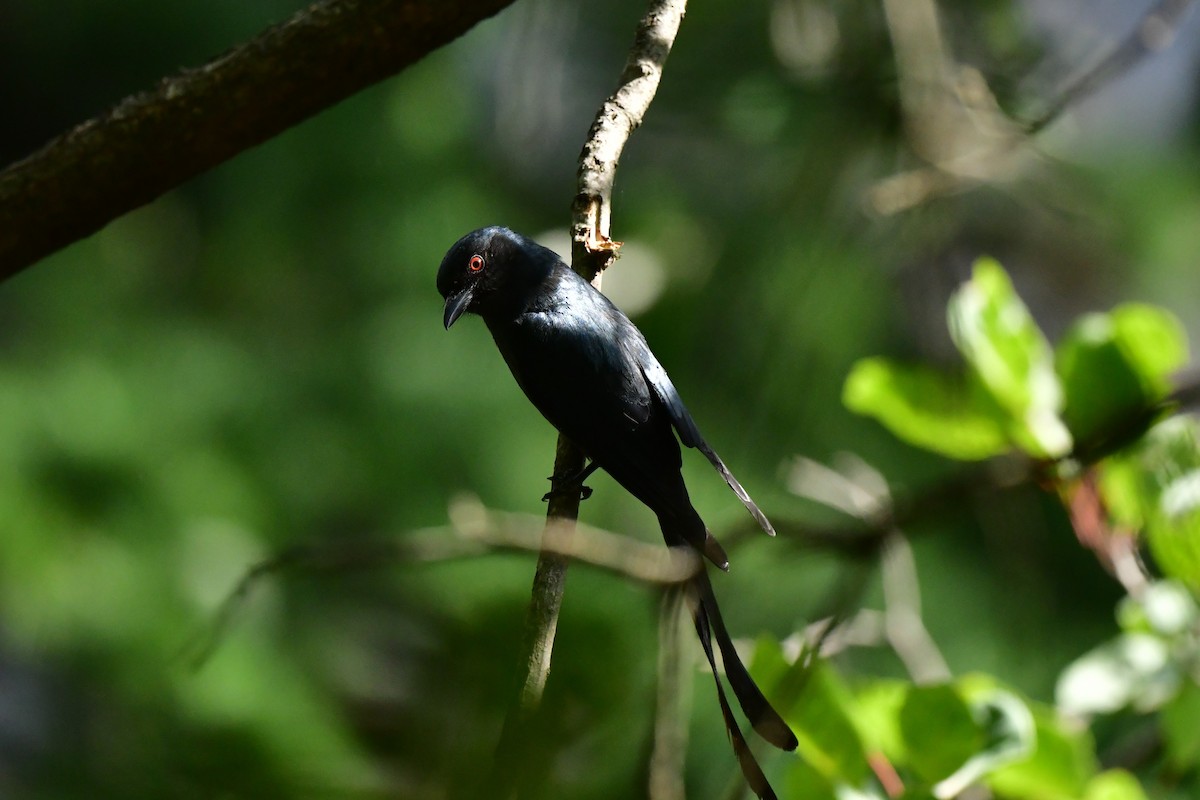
[638,359,776,538]
[692,570,798,752]
[695,442,776,537]
[688,586,779,800]
[662,512,730,571]
[702,529,730,571]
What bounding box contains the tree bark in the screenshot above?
[0,0,517,277]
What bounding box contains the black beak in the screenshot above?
[443,287,474,329]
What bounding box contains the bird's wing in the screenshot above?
[496,309,712,550]
[639,352,776,537]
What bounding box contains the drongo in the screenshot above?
[438,226,797,798]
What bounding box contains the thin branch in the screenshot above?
[183,499,702,671]
[492,2,688,787]
[497,438,587,757]
[570,0,687,278]
[0,0,517,276]
[867,0,1197,214]
[649,589,691,800]
[1024,0,1199,135]
[758,378,1200,562]
[881,532,951,683]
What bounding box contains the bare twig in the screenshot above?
[0,0,517,276]
[649,589,691,800]
[782,455,950,681]
[744,386,1200,688]
[570,0,687,279]
[881,533,951,683]
[873,0,1027,213]
[499,438,588,745]
[492,3,688,786]
[183,497,702,671]
[1024,0,1199,135]
[758,378,1200,563]
[868,0,1197,214]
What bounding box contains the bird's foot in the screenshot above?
[541,484,593,502]
[542,461,599,503]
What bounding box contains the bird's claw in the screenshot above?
[541,483,593,503]
[542,460,600,503]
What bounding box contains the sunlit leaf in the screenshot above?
[1056,304,1186,455]
[1110,304,1189,395]
[1056,314,1156,452]
[1097,418,1200,594]
[985,710,1097,800]
[1082,769,1150,800]
[1055,632,1178,716]
[783,659,871,784]
[899,683,982,783]
[947,258,1072,458]
[782,759,839,800]
[843,357,1011,460]
[850,679,909,761]
[933,684,1036,797]
[1161,680,1200,771]
[1098,453,1149,530]
[958,674,1097,800]
[1134,418,1200,594]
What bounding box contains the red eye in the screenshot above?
[468,254,485,272]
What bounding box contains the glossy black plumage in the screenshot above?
[438,226,797,798]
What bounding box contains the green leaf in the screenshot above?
[985,707,1097,800]
[1057,314,1156,452]
[1110,303,1189,395]
[843,358,1011,460]
[957,674,1096,800]
[934,685,1036,796]
[1161,680,1200,771]
[784,659,870,784]
[1056,304,1186,455]
[899,683,982,782]
[751,638,870,784]
[1082,769,1150,800]
[781,759,840,800]
[749,633,793,693]
[1135,418,1200,594]
[850,679,909,761]
[1098,453,1149,530]
[948,258,1072,458]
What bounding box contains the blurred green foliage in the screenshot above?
[814,259,1200,798]
[1,0,1198,798]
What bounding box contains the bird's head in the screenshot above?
[437,226,558,328]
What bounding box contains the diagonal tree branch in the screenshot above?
[0,0,517,277]
[868,0,1197,215]
[1025,0,1199,135]
[570,0,687,275]
[491,0,687,794]
[182,500,702,673]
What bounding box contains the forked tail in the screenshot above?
[684,567,797,799]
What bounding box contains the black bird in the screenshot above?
[438,226,798,798]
